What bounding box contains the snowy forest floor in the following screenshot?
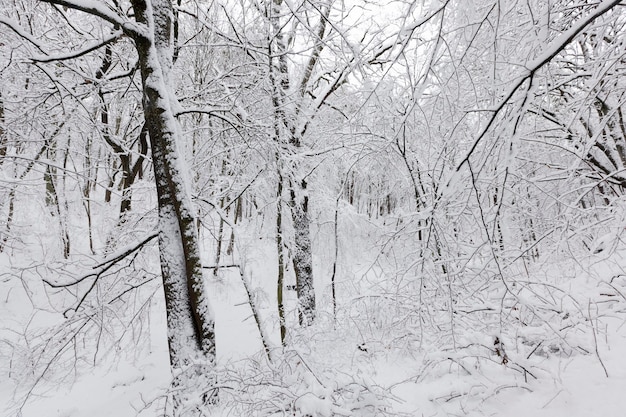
[2,212,626,417]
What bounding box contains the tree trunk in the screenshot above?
[268,0,317,327]
[213,197,226,278]
[0,91,6,160]
[276,166,287,345]
[131,0,216,413]
[290,180,315,326]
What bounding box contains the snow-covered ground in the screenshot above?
[2,199,626,417]
[3,238,626,417]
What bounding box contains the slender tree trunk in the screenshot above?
[82,135,96,255]
[1,188,15,253]
[213,160,228,277]
[104,157,115,204]
[226,197,240,256]
[0,96,8,248]
[290,180,315,326]
[44,141,70,258]
[119,154,133,215]
[0,91,6,160]
[213,198,226,278]
[276,166,286,345]
[331,196,339,323]
[269,0,317,327]
[97,42,136,221]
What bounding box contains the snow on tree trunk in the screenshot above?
[290,181,315,326]
[268,0,317,328]
[131,0,216,413]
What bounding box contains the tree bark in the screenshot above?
[276,165,287,345]
[0,91,6,160]
[130,0,216,412]
[269,0,317,327]
[290,180,315,326]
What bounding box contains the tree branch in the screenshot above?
[0,17,48,55]
[39,0,148,39]
[455,0,622,172]
[31,30,122,63]
[43,231,158,288]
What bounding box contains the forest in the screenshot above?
[1,0,626,416]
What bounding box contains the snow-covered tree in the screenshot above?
[2,0,218,413]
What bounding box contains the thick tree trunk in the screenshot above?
[131,0,216,413]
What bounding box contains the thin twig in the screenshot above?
[588,300,609,377]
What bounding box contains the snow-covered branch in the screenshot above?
[370,0,450,64]
[39,0,148,39]
[0,17,49,55]
[42,231,158,288]
[455,0,623,172]
[31,30,122,63]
